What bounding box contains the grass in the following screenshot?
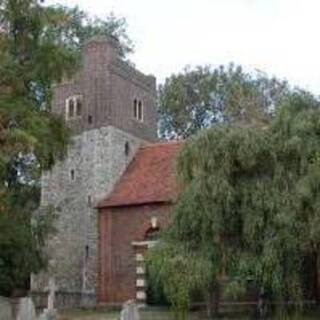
[57,307,320,320]
[58,308,118,320]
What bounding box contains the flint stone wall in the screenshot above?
[31,126,143,306]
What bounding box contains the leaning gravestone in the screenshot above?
[119,300,140,320]
[38,278,57,320]
[0,296,12,320]
[15,297,36,320]
[38,310,56,320]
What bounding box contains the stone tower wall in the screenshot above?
[32,127,144,306]
[31,36,157,307]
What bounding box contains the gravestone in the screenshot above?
[15,297,36,320]
[0,296,12,320]
[119,300,140,320]
[38,278,57,320]
[46,278,57,312]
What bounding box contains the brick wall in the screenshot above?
[52,36,157,141]
[98,203,171,304]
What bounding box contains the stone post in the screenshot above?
[119,300,140,320]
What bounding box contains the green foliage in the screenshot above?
[0,185,55,296]
[0,0,133,295]
[150,91,320,319]
[147,241,213,320]
[43,6,133,59]
[158,64,289,139]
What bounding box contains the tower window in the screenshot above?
[133,99,143,122]
[88,115,93,124]
[66,95,83,120]
[70,169,75,181]
[133,99,138,119]
[138,101,143,121]
[125,141,130,156]
[85,245,89,259]
[76,97,82,116]
[69,99,74,118]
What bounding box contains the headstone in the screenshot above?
[38,278,57,320]
[15,297,36,320]
[0,296,12,320]
[38,309,57,320]
[119,300,140,320]
[47,278,57,311]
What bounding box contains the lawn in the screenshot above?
[58,308,118,320]
[57,308,320,320]
[57,308,207,320]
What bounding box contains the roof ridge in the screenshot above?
[141,140,183,149]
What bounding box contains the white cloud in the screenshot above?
[47,0,320,93]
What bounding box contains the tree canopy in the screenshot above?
[148,90,320,319]
[158,64,289,139]
[0,0,133,296]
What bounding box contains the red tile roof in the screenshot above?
[97,141,182,208]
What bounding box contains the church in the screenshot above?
[31,36,181,307]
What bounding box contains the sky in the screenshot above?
[47,0,320,94]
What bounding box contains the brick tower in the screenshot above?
[31,36,157,307]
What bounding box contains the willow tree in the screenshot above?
[149,91,320,319]
[0,0,133,296]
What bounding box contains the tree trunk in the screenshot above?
[255,288,268,319]
[314,249,320,304]
[206,281,220,319]
[213,282,220,316]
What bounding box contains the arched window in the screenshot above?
[70,169,75,181]
[69,99,74,118]
[133,99,138,119]
[133,98,144,122]
[138,101,143,121]
[125,141,130,157]
[145,227,160,241]
[76,97,82,116]
[85,245,89,259]
[66,95,83,120]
